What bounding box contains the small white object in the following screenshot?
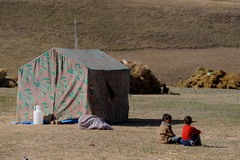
[122,59,129,64]
[33,105,43,125]
[207,72,211,76]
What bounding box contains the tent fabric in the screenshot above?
[78,115,113,130]
[17,48,130,123]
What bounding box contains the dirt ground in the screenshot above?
[108,47,240,86]
[0,87,240,160]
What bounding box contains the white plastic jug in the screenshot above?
[33,105,43,125]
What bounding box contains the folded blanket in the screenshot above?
[78,115,113,130]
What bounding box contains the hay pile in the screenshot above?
[120,60,166,94]
[175,67,240,90]
[0,68,18,88]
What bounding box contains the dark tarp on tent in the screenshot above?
[17,48,130,123]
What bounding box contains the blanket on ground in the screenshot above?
[78,115,113,130]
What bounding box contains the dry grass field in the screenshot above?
[1,0,240,159]
[0,87,240,160]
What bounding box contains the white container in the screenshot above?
[33,105,43,125]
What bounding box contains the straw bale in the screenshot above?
[175,67,240,90]
[120,60,162,94]
[0,68,18,88]
[0,68,7,80]
[217,80,228,89]
[10,76,18,83]
[0,79,16,88]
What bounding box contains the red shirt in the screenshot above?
[182,125,201,140]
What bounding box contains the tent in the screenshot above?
[17,48,130,123]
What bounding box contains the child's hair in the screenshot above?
[162,113,172,121]
[184,116,192,125]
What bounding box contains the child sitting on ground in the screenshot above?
[157,113,181,144]
[180,116,202,146]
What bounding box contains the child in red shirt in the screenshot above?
[180,116,202,146]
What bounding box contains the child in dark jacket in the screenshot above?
[181,116,202,146]
[157,113,181,144]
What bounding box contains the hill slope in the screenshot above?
[0,0,240,78]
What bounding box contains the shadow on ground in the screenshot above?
[114,118,184,127]
[203,145,227,148]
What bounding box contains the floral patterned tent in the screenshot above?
[17,48,130,123]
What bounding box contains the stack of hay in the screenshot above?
[120,60,163,94]
[175,67,240,90]
[0,68,18,88]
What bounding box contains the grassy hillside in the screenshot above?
[0,0,240,75]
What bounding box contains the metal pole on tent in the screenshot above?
[74,18,78,50]
[65,19,84,50]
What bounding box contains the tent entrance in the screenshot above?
[106,81,115,102]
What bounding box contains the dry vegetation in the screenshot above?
[175,67,240,89]
[0,68,18,88]
[120,60,163,94]
[0,87,240,159]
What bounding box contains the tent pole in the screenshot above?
[65,19,84,50]
[74,18,78,50]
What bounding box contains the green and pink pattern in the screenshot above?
[17,48,130,123]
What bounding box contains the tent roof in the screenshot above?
[54,48,129,70]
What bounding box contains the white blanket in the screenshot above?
[78,115,113,130]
